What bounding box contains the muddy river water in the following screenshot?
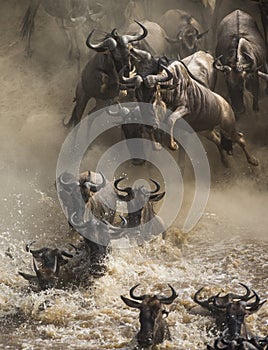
[0,1,267,349]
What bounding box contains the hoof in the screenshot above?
[169,142,179,151]
[248,157,259,167]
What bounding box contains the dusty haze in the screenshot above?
[0,1,267,349]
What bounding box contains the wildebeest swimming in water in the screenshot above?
[121,284,178,348]
[18,241,73,290]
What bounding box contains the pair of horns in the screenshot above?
[124,284,177,305]
[86,21,148,52]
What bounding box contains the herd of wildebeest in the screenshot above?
[16,0,268,349]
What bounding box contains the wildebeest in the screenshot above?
[20,0,94,70]
[121,284,178,348]
[214,10,268,114]
[114,177,166,240]
[194,283,266,336]
[19,241,73,290]
[159,9,208,58]
[207,335,268,350]
[64,22,148,128]
[69,211,127,275]
[126,20,171,57]
[250,0,268,46]
[57,170,107,223]
[120,55,259,167]
[182,50,217,89]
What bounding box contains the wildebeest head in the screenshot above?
[213,48,268,114]
[194,283,266,338]
[121,284,178,348]
[86,21,148,72]
[69,210,127,246]
[19,241,73,290]
[166,21,208,58]
[57,171,107,222]
[212,289,266,339]
[114,177,165,229]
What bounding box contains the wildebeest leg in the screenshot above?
[245,74,259,112]
[20,0,41,57]
[64,81,90,127]
[200,129,230,167]
[177,146,186,175]
[166,106,190,150]
[85,98,112,138]
[233,132,259,166]
[220,106,259,166]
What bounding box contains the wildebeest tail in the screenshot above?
[20,0,41,39]
[220,132,233,155]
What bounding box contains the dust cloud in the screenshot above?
[0,1,267,349]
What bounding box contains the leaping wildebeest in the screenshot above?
[121,284,178,348]
[64,22,148,128]
[214,10,268,115]
[120,53,259,167]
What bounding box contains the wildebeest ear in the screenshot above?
[121,295,141,309]
[149,192,165,202]
[197,29,209,40]
[18,271,38,283]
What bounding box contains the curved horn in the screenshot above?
[129,284,146,300]
[196,29,209,40]
[245,290,266,312]
[101,219,123,232]
[149,179,160,194]
[157,64,173,83]
[26,240,36,252]
[131,47,152,61]
[258,70,268,81]
[69,212,87,229]
[111,28,119,38]
[85,172,106,192]
[157,284,178,304]
[52,256,58,274]
[114,177,134,201]
[214,337,230,350]
[213,55,232,73]
[58,173,79,186]
[228,283,252,301]
[122,21,148,43]
[193,287,210,309]
[33,257,40,273]
[114,177,128,193]
[86,30,117,52]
